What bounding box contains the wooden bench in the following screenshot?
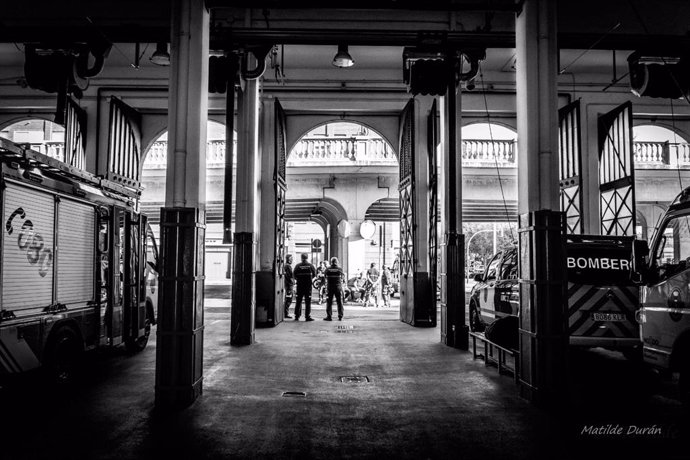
[469,331,519,384]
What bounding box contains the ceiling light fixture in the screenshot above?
[150,42,170,66]
[332,45,354,68]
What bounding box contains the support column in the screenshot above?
[257,96,278,326]
[515,0,567,405]
[155,0,208,409]
[231,76,260,344]
[440,54,467,349]
[412,97,434,326]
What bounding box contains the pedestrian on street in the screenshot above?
[363,262,381,307]
[324,257,346,321]
[293,253,317,321]
[283,254,294,318]
[381,264,392,307]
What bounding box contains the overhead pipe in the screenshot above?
[240,46,272,80]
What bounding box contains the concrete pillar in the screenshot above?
[515,0,567,405]
[231,76,261,344]
[155,0,208,409]
[440,55,467,349]
[257,96,280,326]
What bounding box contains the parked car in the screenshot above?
[467,247,519,333]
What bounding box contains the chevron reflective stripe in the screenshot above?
[0,327,41,373]
[567,282,639,339]
[0,336,22,373]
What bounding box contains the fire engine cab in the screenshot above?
[0,138,158,383]
[632,186,690,404]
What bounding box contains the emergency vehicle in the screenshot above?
[632,186,690,403]
[0,138,158,384]
[468,235,639,353]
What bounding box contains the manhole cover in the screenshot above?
[281,391,307,397]
[340,376,369,383]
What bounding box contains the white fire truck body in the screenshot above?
[0,138,157,381]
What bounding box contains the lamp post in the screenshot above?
[465,228,497,281]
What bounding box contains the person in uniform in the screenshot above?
[283,254,294,319]
[324,257,346,321]
[293,253,317,321]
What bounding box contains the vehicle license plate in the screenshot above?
[591,312,625,322]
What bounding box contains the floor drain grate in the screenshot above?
[340,376,369,383]
[281,391,307,397]
[336,325,355,333]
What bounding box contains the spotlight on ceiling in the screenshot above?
[150,42,170,66]
[332,45,354,68]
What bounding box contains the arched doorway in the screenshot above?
[0,118,66,161]
[460,122,518,286]
[286,121,398,278]
[140,120,236,284]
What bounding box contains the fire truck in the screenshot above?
[0,138,158,384]
[632,186,690,404]
[468,235,639,354]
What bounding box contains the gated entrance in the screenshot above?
[598,102,636,236]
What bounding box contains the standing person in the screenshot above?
[381,264,392,307]
[293,253,317,321]
[324,257,346,321]
[316,261,328,304]
[364,262,381,307]
[283,254,294,319]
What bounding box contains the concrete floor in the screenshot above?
[1,294,688,460]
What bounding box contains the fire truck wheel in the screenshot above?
[46,327,83,385]
[125,318,151,353]
[469,302,484,333]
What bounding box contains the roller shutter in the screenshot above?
[56,199,95,304]
[2,183,55,311]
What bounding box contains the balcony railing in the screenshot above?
[25,141,65,162]
[144,140,231,169]
[141,139,690,171]
[462,139,516,166]
[288,137,397,165]
[633,141,690,168]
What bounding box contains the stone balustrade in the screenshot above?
[140,139,690,170]
[144,140,230,169]
[287,137,397,165]
[462,139,516,166]
[633,141,690,168]
[634,141,669,165]
[30,141,65,162]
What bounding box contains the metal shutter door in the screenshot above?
[56,199,95,304]
[2,183,55,311]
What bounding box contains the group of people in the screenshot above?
[283,254,394,322]
[350,263,393,308]
[283,254,347,321]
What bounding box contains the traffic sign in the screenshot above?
[312,239,322,249]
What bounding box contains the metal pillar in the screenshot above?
[231,77,260,344]
[440,54,467,349]
[515,0,566,405]
[257,96,279,327]
[412,97,434,327]
[155,0,208,409]
[399,97,435,327]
